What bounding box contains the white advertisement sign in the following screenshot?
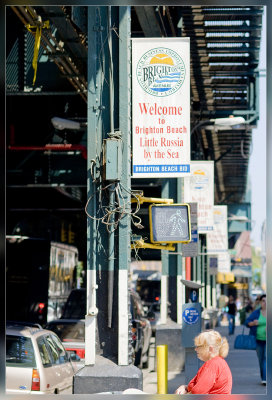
[183,161,214,232]
[218,252,231,273]
[207,206,230,272]
[206,205,228,254]
[132,38,190,178]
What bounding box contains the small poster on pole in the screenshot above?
[181,202,198,257]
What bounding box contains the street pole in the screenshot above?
[118,5,131,366]
[156,179,185,372]
[161,180,170,324]
[73,6,142,393]
[176,178,183,324]
[206,256,211,309]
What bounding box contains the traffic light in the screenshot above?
[61,223,67,242]
[68,224,75,243]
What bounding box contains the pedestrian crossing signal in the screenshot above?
[68,224,75,244]
[61,224,67,242]
[149,204,191,244]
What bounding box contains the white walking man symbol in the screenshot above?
[169,209,186,236]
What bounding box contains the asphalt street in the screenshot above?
[142,323,266,395]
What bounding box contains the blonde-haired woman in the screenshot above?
[175,330,232,395]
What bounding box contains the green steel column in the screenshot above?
[200,238,205,306]
[118,6,131,366]
[206,254,211,309]
[107,6,115,330]
[168,178,180,322]
[74,7,142,393]
[161,180,170,324]
[196,254,201,288]
[162,177,181,323]
[193,257,196,281]
[85,5,102,365]
[85,5,118,364]
[176,178,183,324]
[212,274,217,308]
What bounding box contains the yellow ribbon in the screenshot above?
[26,20,49,85]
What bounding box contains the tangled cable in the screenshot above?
[85,182,144,233]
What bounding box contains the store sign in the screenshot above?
[207,206,230,273]
[183,161,214,232]
[207,206,228,253]
[132,38,190,178]
[209,256,218,275]
[218,252,231,273]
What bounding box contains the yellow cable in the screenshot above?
[32,25,41,85]
[26,20,50,85]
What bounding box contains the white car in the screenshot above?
[45,319,85,371]
[6,322,75,394]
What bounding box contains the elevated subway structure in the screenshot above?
[6,5,264,393]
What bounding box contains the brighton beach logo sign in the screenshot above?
[136,47,186,97]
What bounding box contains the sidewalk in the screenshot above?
[143,324,266,395]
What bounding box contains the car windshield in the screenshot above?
[6,335,36,368]
[62,290,86,319]
[137,280,160,304]
[48,323,85,342]
[152,303,160,312]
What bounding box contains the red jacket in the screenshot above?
[187,356,232,394]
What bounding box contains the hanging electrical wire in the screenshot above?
[85,182,144,233]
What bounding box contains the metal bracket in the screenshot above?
[131,237,175,251]
[131,195,174,205]
[93,25,104,32]
[93,105,105,111]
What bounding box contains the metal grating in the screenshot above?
[8,5,264,206]
[180,6,262,115]
[180,6,263,204]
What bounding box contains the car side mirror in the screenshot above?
[147,311,155,320]
[68,352,81,362]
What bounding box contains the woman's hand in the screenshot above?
[249,319,259,326]
[175,385,188,395]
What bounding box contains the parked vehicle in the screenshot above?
[147,301,172,336]
[130,290,152,368]
[6,236,78,325]
[45,319,85,371]
[146,302,161,336]
[133,270,161,310]
[61,288,152,369]
[6,321,75,395]
[61,288,86,319]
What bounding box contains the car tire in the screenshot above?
[142,346,149,369]
[142,356,149,369]
[134,347,142,368]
